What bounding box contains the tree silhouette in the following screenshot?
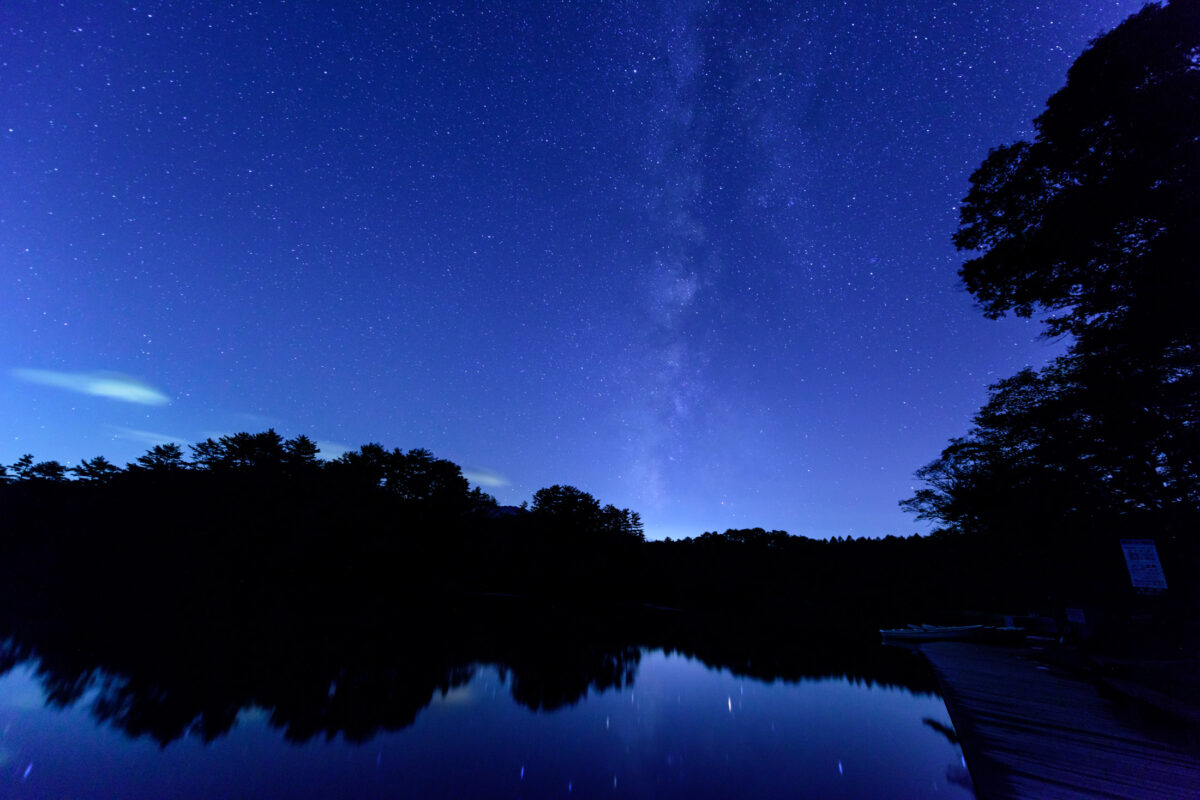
[908,2,1200,543]
[901,364,1109,538]
[600,504,645,542]
[221,430,285,469]
[29,460,68,482]
[9,454,35,481]
[71,455,123,483]
[283,434,321,470]
[531,485,602,533]
[391,448,470,507]
[330,444,472,510]
[189,437,226,470]
[329,442,391,487]
[8,454,68,482]
[955,1,1199,354]
[189,430,289,471]
[129,443,187,472]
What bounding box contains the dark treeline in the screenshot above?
[0,429,1069,631]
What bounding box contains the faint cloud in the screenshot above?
[14,368,170,406]
[462,466,509,489]
[109,426,192,448]
[315,440,352,461]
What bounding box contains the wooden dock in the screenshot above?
[920,642,1200,799]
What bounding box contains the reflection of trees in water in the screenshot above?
[0,603,938,748]
[501,646,641,712]
[283,663,480,744]
[0,610,650,746]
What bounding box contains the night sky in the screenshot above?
[2,1,1147,539]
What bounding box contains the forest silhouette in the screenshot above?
[0,422,1186,639]
[1,429,988,619]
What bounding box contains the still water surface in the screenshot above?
[0,648,971,799]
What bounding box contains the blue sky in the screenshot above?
[1,1,1146,538]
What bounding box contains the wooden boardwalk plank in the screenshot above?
[920,642,1200,800]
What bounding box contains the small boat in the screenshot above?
[879,624,985,642]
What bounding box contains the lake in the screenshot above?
[0,636,971,799]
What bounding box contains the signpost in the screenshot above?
[1120,539,1168,593]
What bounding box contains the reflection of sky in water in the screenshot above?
[0,652,971,799]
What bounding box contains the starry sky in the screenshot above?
[2,1,1148,539]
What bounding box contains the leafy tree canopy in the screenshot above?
[955,1,1199,351]
[907,2,1200,539]
[531,485,644,541]
[190,430,287,471]
[129,443,186,472]
[531,485,602,527]
[328,443,472,510]
[71,455,122,483]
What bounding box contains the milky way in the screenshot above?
[1,1,1146,538]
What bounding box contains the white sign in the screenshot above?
[1121,539,1168,591]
